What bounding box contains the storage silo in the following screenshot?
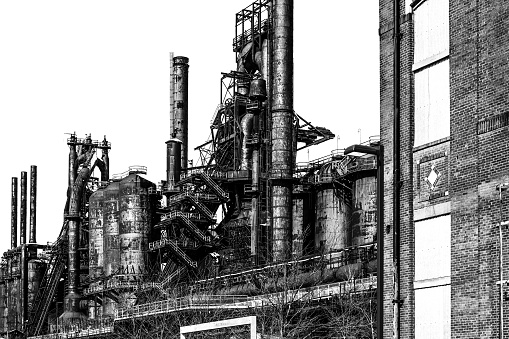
[27,259,45,314]
[314,163,351,252]
[88,189,105,278]
[102,181,120,317]
[351,175,377,246]
[118,174,153,278]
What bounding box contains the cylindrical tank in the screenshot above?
[27,259,45,313]
[102,181,120,317]
[0,263,6,334]
[7,255,20,333]
[166,139,182,191]
[118,174,153,278]
[351,175,377,246]
[171,56,189,171]
[89,189,105,278]
[314,172,351,252]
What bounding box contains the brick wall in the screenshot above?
[379,0,414,337]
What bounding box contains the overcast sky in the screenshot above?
[0,1,379,252]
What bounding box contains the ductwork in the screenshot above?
[240,113,255,170]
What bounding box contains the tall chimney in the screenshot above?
[270,0,294,261]
[166,139,182,192]
[29,165,37,243]
[171,56,189,171]
[20,171,27,245]
[11,177,18,249]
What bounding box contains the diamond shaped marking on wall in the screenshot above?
[426,165,441,191]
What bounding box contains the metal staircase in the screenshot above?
[149,239,197,269]
[178,172,229,202]
[158,211,211,244]
[166,191,216,221]
[27,220,69,336]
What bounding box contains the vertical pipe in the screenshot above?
[392,0,401,337]
[171,56,189,171]
[377,147,384,339]
[29,166,37,243]
[21,245,28,333]
[499,185,505,339]
[20,171,27,245]
[169,52,174,126]
[270,0,293,261]
[11,177,18,249]
[166,139,182,191]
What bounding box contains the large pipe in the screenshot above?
[270,0,293,261]
[20,171,27,245]
[29,165,37,243]
[240,113,255,170]
[171,56,189,171]
[63,151,94,321]
[393,0,402,337]
[166,139,182,191]
[11,177,18,249]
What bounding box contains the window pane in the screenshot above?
[415,285,451,339]
[415,214,451,281]
[414,59,450,146]
[414,0,449,64]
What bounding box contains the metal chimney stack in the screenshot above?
[270,0,294,261]
[11,177,18,249]
[29,165,37,243]
[20,171,27,245]
[171,56,189,171]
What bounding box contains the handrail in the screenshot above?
[149,239,197,269]
[111,166,148,180]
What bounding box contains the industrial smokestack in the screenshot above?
[270,0,294,261]
[171,56,189,171]
[20,171,27,245]
[166,139,182,191]
[29,165,37,243]
[11,177,18,249]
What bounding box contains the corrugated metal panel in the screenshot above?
[414,59,450,146]
[415,214,451,281]
[414,0,449,64]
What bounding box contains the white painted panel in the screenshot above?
[414,59,450,146]
[414,0,449,64]
[415,214,451,281]
[415,285,451,339]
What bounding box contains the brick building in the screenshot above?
[380,0,509,338]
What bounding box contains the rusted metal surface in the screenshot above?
[119,175,152,277]
[88,189,105,277]
[27,259,45,317]
[351,176,377,246]
[270,0,293,261]
[314,188,350,252]
[11,177,18,249]
[103,181,120,317]
[166,138,182,191]
[240,112,254,170]
[103,181,120,276]
[171,56,189,170]
[0,265,6,333]
[20,171,27,245]
[29,165,37,243]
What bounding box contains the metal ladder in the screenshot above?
[28,221,69,336]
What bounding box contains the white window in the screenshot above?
[415,285,451,339]
[414,0,449,65]
[415,214,451,281]
[414,215,451,339]
[413,0,450,147]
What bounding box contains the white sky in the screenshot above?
[0,1,379,252]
